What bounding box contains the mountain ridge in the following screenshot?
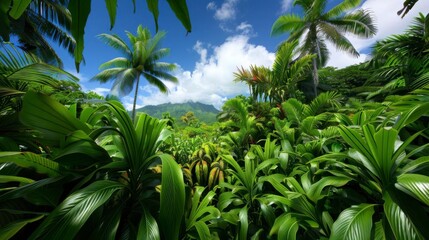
[136,101,219,124]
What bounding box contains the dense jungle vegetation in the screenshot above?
[1,0,429,239]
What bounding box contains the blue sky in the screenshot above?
[58,0,429,110]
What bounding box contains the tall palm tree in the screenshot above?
[92,25,177,121]
[271,0,377,99]
[6,0,75,67]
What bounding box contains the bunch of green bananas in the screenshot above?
[207,159,225,189]
[184,143,226,190]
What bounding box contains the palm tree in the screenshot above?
[234,40,313,103]
[6,0,75,67]
[92,25,177,121]
[271,0,377,99]
[367,13,429,98]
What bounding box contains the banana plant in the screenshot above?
[330,103,429,239]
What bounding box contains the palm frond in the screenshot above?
[271,14,306,36]
[325,0,361,18]
[97,33,132,57]
[318,22,359,57]
[330,9,377,38]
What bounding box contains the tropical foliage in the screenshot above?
[1,2,429,240]
[271,0,377,99]
[0,0,191,70]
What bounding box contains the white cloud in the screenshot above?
[207,0,239,21]
[281,0,293,13]
[130,34,275,110]
[236,22,254,35]
[91,87,110,96]
[327,0,429,68]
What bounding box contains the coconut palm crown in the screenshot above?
[92,25,177,121]
[271,0,377,99]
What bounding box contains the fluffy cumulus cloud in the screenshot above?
[326,0,429,68]
[128,34,275,110]
[207,0,239,21]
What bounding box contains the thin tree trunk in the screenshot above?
[311,57,319,98]
[131,75,140,122]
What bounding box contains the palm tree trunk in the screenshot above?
[311,57,319,98]
[131,75,140,122]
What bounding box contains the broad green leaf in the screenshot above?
[29,180,123,240]
[238,205,248,240]
[278,214,299,240]
[0,177,63,202]
[330,204,376,240]
[373,220,387,240]
[159,154,185,240]
[307,176,352,202]
[193,221,211,240]
[394,103,429,130]
[146,0,159,32]
[68,0,91,71]
[383,192,424,240]
[0,0,11,41]
[88,203,122,240]
[104,0,117,30]
[396,173,429,206]
[0,175,34,184]
[166,0,191,33]
[9,0,31,19]
[368,126,398,183]
[401,156,429,173]
[20,92,90,144]
[339,125,376,167]
[137,207,160,240]
[0,215,44,240]
[0,152,60,177]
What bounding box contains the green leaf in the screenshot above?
[146,0,159,32]
[20,92,90,145]
[307,176,352,202]
[0,215,44,240]
[9,0,31,19]
[330,204,376,240]
[29,180,123,240]
[396,173,429,206]
[166,0,191,33]
[0,177,63,202]
[271,14,305,36]
[104,0,117,30]
[137,207,160,240]
[383,192,424,240]
[0,175,34,184]
[373,220,387,240]
[159,154,185,240]
[193,221,211,240]
[278,214,299,240]
[0,152,60,177]
[68,0,91,71]
[238,205,249,240]
[0,0,11,41]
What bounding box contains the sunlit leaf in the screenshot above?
[330,204,376,240]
